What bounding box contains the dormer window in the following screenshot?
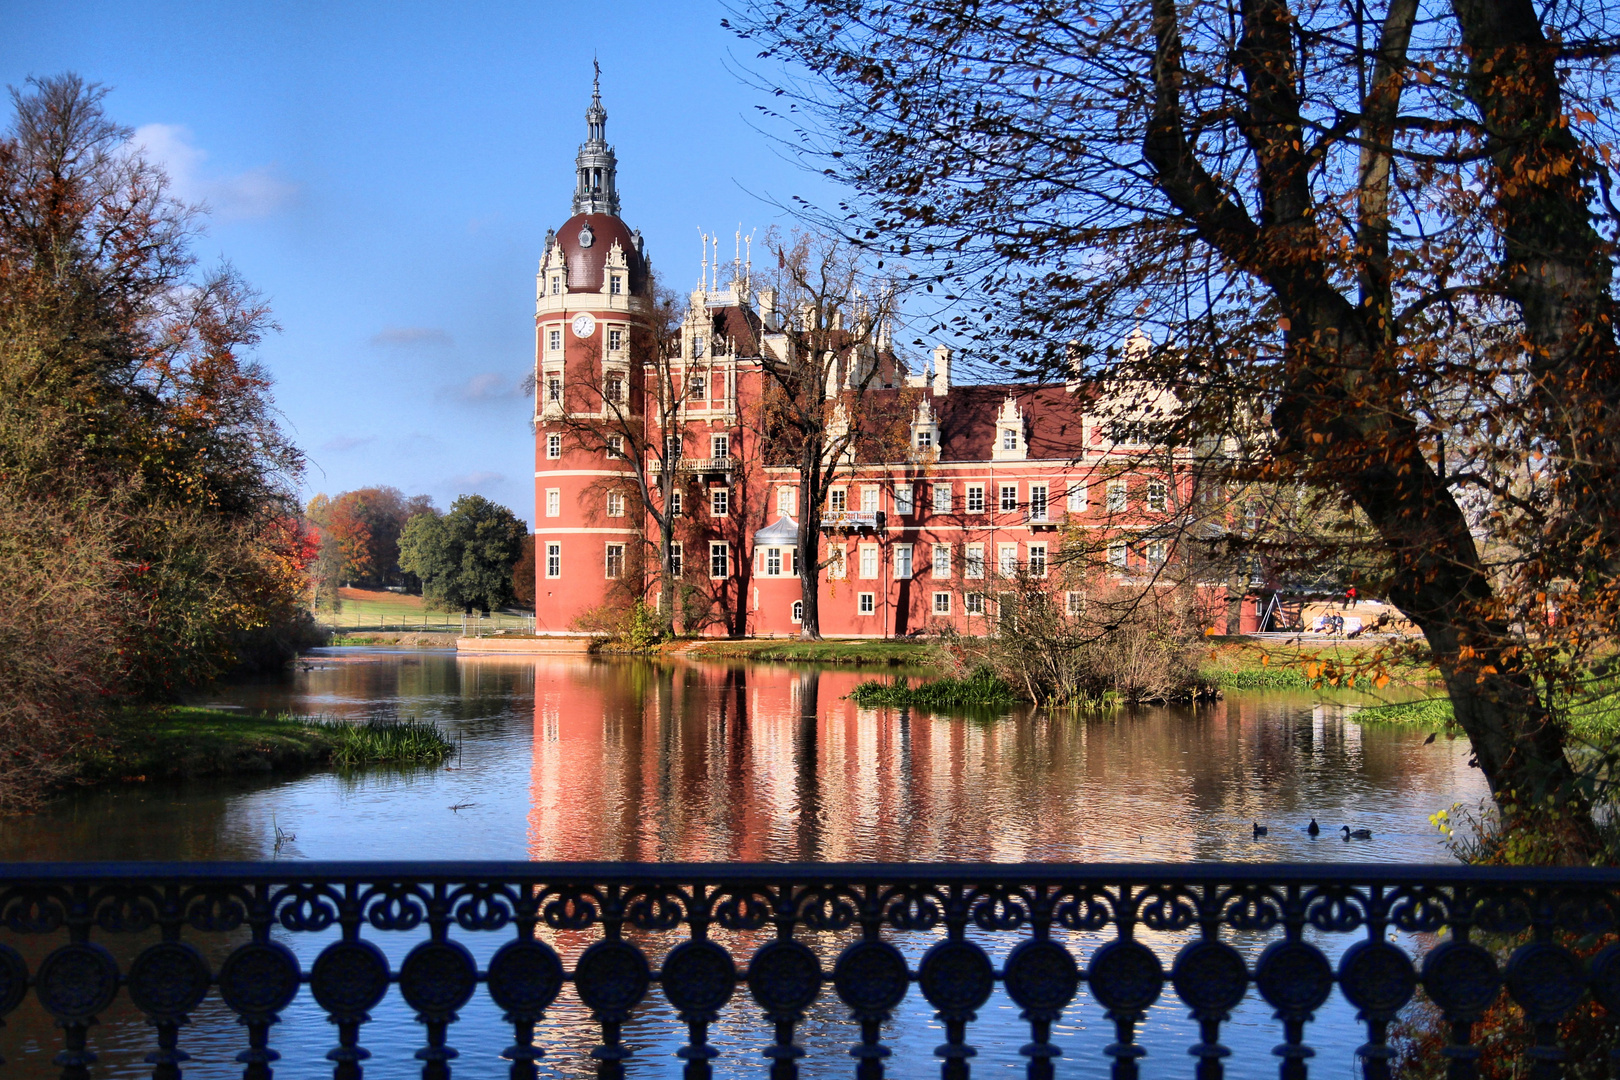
[916,429,934,450]
[1002,429,1017,450]
[693,337,706,358]
[551,276,562,296]
[610,275,623,295]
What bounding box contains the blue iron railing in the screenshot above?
[0,861,1615,1080]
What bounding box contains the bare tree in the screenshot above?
[752,229,905,639]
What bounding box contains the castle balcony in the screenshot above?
[647,455,735,479]
[819,510,885,534]
[0,859,1613,1078]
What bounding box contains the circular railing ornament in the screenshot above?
[1338,941,1416,1019]
[1255,940,1334,1018]
[1087,939,1163,1014]
[746,938,822,1016]
[573,938,651,1021]
[128,942,211,1021]
[0,945,28,1019]
[218,941,301,1019]
[1588,941,1620,1015]
[1170,939,1248,1016]
[310,940,390,1021]
[400,940,478,1020]
[1420,940,1500,1020]
[1003,939,1079,1017]
[36,943,120,1022]
[918,940,994,1016]
[1505,941,1586,1022]
[660,939,736,1017]
[833,939,910,1019]
[487,939,565,1021]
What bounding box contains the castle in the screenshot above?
[533,81,1247,637]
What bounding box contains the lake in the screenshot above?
[0,648,1487,1077]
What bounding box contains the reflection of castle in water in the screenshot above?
[525,659,1481,864]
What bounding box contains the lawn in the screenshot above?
[683,638,943,667]
[1198,636,1440,690]
[315,587,534,634]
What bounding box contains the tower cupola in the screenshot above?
[572,63,621,216]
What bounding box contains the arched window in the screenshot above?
[791,601,804,623]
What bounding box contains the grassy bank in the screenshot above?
[76,707,454,785]
[1199,638,1441,691]
[683,638,942,667]
[1356,687,1620,742]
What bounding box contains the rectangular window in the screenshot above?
[858,592,875,615]
[916,429,933,449]
[547,375,562,403]
[1029,543,1048,578]
[1066,591,1085,616]
[606,492,625,517]
[710,542,729,578]
[548,328,561,350]
[670,542,683,578]
[894,544,913,579]
[778,486,797,516]
[669,489,682,516]
[829,488,847,513]
[608,328,624,351]
[829,546,846,579]
[711,433,730,460]
[859,545,879,579]
[546,542,561,578]
[932,484,952,513]
[665,434,682,461]
[545,489,560,517]
[1002,429,1017,450]
[546,434,562,459]
[1067,484,1087,512]
[1030,484,1048,521]
[550,276,561,296]
[965,544,985,579]
[766,548,782,576]
[932,543,951,579]
[605,544,625,579]
[1000,484,1019,512]
[999,543,1019,577]
[895,485,914,516]
[1107,479,1128,513]
[605,375,624,403]
[1147,480,1167,512]
[966,484,985,513]
[711,488,729,517]
[861,486,879,513]
[933,592,952,615]
[610,275,623,295]
[1146,539,1167,565]
[607,434,623,457]
[688,372,706,398]
[1108,541,1128,568]
[965,593,984,615]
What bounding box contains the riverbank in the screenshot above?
[73,707,453,786]
[680,638,943,666]
[330,631,459,647]
[1198,637,1441,690]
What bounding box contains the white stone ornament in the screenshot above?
[572,313,597,339]
[578,222,595,248]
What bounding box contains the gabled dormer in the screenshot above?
[911,394,940,460]
[991,393,1027,461]
[536,231,568,310]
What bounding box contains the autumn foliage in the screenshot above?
[0,75,315,805]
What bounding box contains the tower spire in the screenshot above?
[572,65,620,216]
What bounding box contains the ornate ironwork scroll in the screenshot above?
[0,861,1612,1079]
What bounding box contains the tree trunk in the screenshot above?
[797,514,822,640]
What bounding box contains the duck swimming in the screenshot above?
[1307,818,1320,836]
[1341,825,1373,840]
[1253,822,1268,838]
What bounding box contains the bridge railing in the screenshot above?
[0,861,1616,1080]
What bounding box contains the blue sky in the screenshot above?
[3,1,837,525]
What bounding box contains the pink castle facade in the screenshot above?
[533,86,1252,637]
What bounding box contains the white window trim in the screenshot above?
[894,543,913,580]
[857,592,876,615]
[545,488,561,518]
[545,542,562,579]
[931,543,951,579]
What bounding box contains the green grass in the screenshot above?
[314,587,533,634]
[77,706,453,784]
[1353,686,1620,743]
[685,638,942,667]
[849,668,1024,710]
[1354,697,1456,726]
[1198,638,1440,691]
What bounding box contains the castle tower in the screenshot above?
[534,71,652,632]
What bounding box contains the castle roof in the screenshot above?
[554,213,646,295]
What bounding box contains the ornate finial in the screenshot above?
[573,69,619,216]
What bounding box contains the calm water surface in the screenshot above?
[0,649,1487,1077]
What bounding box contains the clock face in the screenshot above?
[572,313,597,339]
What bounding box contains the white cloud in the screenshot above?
[446,372,523,402]
[132,123,299,221]
[447,471,505,490]
[371,326,454,348]
[320,435,375,452]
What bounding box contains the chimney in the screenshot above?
[758,287,777,329]
[932,345,951,396]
